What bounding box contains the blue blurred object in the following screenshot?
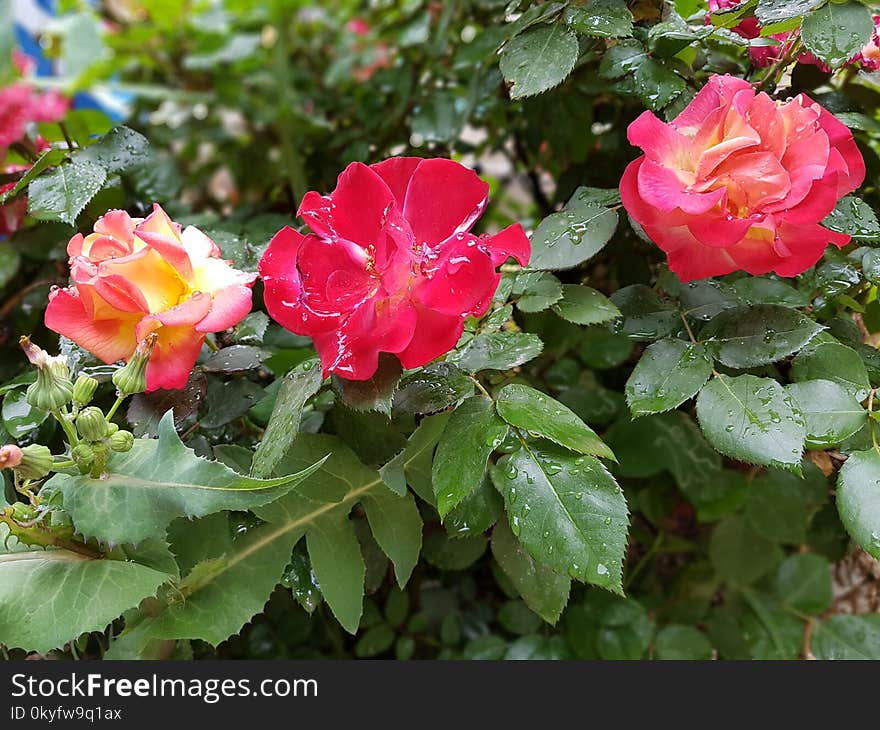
[12,0,132,121]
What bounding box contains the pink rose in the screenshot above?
[620,74,865,281]
[45,205,256,391]
[0,84,69,149]
[259,157,530,379]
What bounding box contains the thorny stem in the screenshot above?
[758,36,804,94]
[469,376,491,399]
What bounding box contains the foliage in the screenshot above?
[2,0,880,661]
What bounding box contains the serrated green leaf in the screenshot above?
[379,411,450,499]
[46,412,325,545]
[500,24,579,100]
[332,353,402,415]
[790,338,870,401]
[496,383,614,459]
[529,202,619,271]
[393,362,473,414]
[551,284,620,325]
[701,305,822,368]
[307,513,365,634]
[654,625,713,660]
[611,284,678,340]
[836,448,880,560]
[28,159,107,226]
[771,553,832,615]
[823,195,880,239]
[0,149,66,204]
[756,0,822,25]
[709,516,783,584]
[813,615,880,659]
[802,1,874,69]
[0,551,170,653]
[514,271,563,313]
[432,396,508,517]
[445,475,503,537]
[251,357,322,478]
[633,58,686,112]
[492,441,628,592]
[76,126,149,174]
[626,338,713,417]
[422,531,487,570]
[491,518,570,624]
[362,489,422,587]
[449,331,543,372]
[564,0,633,38]
[696,375,805,471]
[786,379,865,448]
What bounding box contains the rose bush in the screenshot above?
[1,0,880,663]
[45,205,255,390]
[260,158,529,379]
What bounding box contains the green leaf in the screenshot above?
[771,554,832,615]
[529,201,619,271]
[251,357,322,478]
[625,339,713,417]
[432,396,508,517]
[500,24,579,100]
[813,615,880,659]
[701,305,822,368]
[76,126,150,173]
[743,469,818,544]
[696,375,805,472]
[786,380,865,448]
[564,0,633,38]
[449,332,543,372]
[551,284,621,325]
[0,551,169,654]
[513,271,563,313]
[354,623,395,657]
[633,58,686,112]
[379,412,450,500]
[393,362,474,414]
[28,159,107,226]
[492,441,628,592]
[654,625,713,660]
[610,285,679,340]
[0,245,19,289]
[730,277,809,307]
[801,1,874,69]
[709,516,783,584]
[836,448,880,560]
[362,489,422,587]
[823,195,880,239]
[307,513,366,634]
[756,0,823,25]
[2,389,48,438]
[445,475,503,537]
[332,353,402,415]
[496,383,614,459]
[790,338,871,401]
[0,149,66,204]
[598,39,648,78]
[491,518,570,624]
[46,412,325,545]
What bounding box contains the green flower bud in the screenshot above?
[11,501,38,522]
[106,422,119,434]
[71,442,96,468]
[112,333,158,397]
[16,444,54,480]
[72,374,99,406]
[76,407,109,442]
[109,430,135,453]
[21,337,73,412]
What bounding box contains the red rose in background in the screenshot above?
[259,157,530,380]
[620,74,865,281]
[0,83,68,149]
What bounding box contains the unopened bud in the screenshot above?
[0,444,23,470]
[76,407,109,442]
[72,442,96,468]
[72,374,99,406]
[112,333,157,397]
[109,430,134,453]
[21,337,73,412]
[16,444,54,480]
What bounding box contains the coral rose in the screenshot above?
[259,157,530,380]
[45,205,256,391]
[620,74,865,281]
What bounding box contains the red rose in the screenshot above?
[259,157,530,379]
